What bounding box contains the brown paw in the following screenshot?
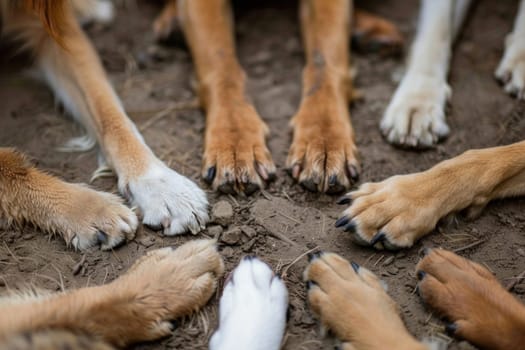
[416,249,525,349]
[202,102,276,195]
[304,252,419,349]
[352,9,404,57]
[58,185,138,251]
[287,95,359,194]
[105,239,224,346]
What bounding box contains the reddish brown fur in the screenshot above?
[22,0,67,46]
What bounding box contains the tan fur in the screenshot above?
[417,249,525,350]
[0,148,137,250]
[0,239,224,349]
[155,0,403,195]
[338,140,525,248]
[304,253,426,350]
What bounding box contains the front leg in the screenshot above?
[0,239,224,347]
[336,141,525,249]
[0,148,137,250]
[381,0,471,148]
[287,0,359,194]
[179,0,276,195]
[17,3,209,234]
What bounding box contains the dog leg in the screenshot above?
[0,239,224,347]
[178,0,276,195]
[1,330,114,350]
[417,249,525,349]
[304,252,427,350]
[209,257,288,350]
[0,148,137,250]
[352,9,404,56]
[153,0,179,41]
[381,0,471,148]
[336,140,525,249]
[4,3,209,235]
[287,0,358,193]
[495,0,525,99]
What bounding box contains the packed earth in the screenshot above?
[1,0,524,349]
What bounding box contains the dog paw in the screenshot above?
[73,0,115,25]
[304,252,421,349]
[60,185,137,251]
[495,32,525,99]
[123,162,208,235]
[416,249,525,349]
[287,94,359,193]
[106,239,224,346]
[381,73,451,148]
[352,9,404,57]
[210,257,288,350]
[202,102,276,195]
[335,173,445,250]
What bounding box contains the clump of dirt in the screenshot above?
[1,1,524,349]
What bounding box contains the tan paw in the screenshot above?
[202,102,276,195]
[59,184,137,251]
[335,173,446,250]
[352,9,404,57]
[104,239,224,346]
[416,249,525,349]
[287,94,359,194]
[304,252,420,349]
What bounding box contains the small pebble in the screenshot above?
[221,227,242,245]
[212,200,234,226]
[208,225,223,239]
[240,225,256,239]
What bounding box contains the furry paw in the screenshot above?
[304,252,421,349]
[210,257,288,350]
[495,32,525,99]
[381,73,450,148]
[417,249,525,349]
[105,239,224,346]
[123,162,208,235]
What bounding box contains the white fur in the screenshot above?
[210,257,288,350]
[72,0,115,25]
[381,0,471,147]
[124,162,209,235]
[495,0,525,99]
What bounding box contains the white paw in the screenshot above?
[381,74,451,148]
[210,257,288,350]
[74,0,115,25]
[495,32,525,99]
[122,163,209,235]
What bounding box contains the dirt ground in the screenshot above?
[1,0,525,349]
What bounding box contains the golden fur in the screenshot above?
[0,239,224,350]
[153,0,403,195]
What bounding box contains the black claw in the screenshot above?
[417,270,426,281]
[306,280,317,289]
[96,231,108,244]
[204,166,216,184]
[307,251,323,262]
[445,323,457,335]
[243,182,260,196]
[266,172,277,182]
[347,165,360,182]
[169,320,178,330]
[336,195,352,205]
[217,182,236,195]
[301,179,319,192]
[144,223,163,231]
[370,232,385,246]
[350,261,360,273]
[335,216,350,228]
[243,255,255,261]
[343,221,357,233]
